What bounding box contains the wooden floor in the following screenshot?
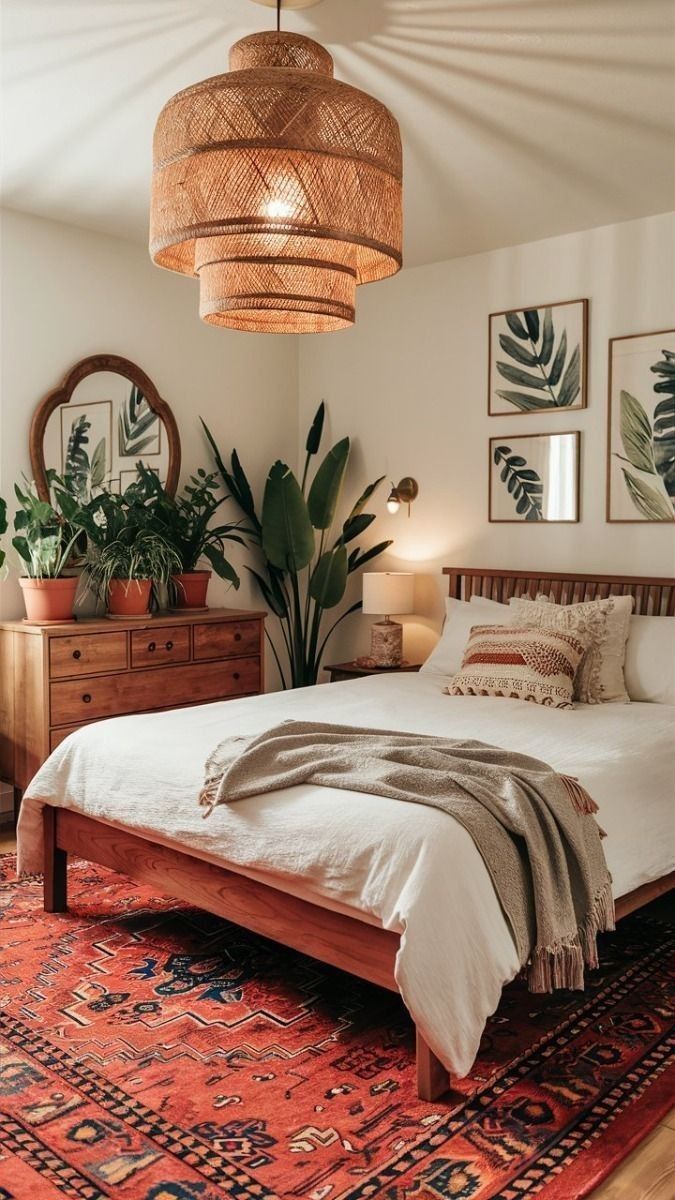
[0,830,672,1198]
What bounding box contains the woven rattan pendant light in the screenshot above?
[149,0,402,333]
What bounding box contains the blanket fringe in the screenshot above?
[527,877,615,992]
[560,774,599,816]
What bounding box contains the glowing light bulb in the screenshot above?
[387,491,401,515]
[265,199,294,219]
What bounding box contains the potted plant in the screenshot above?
[0,496,6,571]
[202,403,393,688]
[80,477,181,618]
[12,475,84,623]
[135,465,242,610]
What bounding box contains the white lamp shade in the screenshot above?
[362,572,414,616]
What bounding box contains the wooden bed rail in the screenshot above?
[443,567,675,616]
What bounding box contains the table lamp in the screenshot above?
[362,572,414,667]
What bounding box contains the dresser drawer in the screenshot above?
[50,724,84,751]
[50,657,261,726]
[131,625,190,669]
[49,631,127,678]
[193,619,260,661]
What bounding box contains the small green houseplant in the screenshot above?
[135,465,243,609]
[12,474,85,622]
[80,476,180,617]
[203,403,392,688]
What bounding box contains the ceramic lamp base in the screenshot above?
[370,620,403,667]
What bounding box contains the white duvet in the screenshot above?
[18,673,675,1077]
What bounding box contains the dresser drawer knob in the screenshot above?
[234,632,242,642]
[82,693,92,704]
[233,671,240,681]
[165,640,173,651]
[148,641,156,652]
[72,649,82,660]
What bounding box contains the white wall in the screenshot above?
[299,211,675,665]
[0,210,298,647]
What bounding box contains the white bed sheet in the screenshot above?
[18,673,675,1078]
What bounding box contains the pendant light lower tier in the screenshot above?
[150,30,402,333]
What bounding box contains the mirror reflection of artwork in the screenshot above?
[488,299,588,415]
[41,366,169,503]
[607,329,675,523]
[489,432,579,523]
[60,402,113,501]
[118,384,161,458]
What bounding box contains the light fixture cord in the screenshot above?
[276,0,281,32]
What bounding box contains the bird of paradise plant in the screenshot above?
[202,403,392,688]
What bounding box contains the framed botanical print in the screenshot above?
[489,432,580,523]
[488,298,588,415]
[607,329,675,523]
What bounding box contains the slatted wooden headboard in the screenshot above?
[444,568,675,616]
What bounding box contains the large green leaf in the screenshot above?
[309,545,348,609]
[505,311,529,340]
[307,437,350,530]
[539,308,554,366]
[496,389,556,412]
[495,362,549,390]
[619,390,655,474]
[344,476,386,523]
[557,344,580,407]
[524,309,540,341]
[262,461,315,571]
[348,539,393,573]
[548,329,568,387]
[246,566,288,618]
[89,438,107,489]
[653,396,675,501]
[341,512,375,545]
[621,469,674,521]
[305,401,325,455]
[202,542,240,588]
[497,335,538,367]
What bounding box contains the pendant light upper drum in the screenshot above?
[150,30,402,333]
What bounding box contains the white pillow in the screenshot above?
[421,595,509,677]
[624,615,675,704]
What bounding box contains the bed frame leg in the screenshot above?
[43,806,68,913]
[416,1028,450,1101]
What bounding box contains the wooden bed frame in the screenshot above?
[41,567,675,1101]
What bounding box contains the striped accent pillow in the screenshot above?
[445,624,589,709]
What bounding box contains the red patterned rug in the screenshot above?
[0,855,672,1200]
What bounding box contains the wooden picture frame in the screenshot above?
[30,354,181,501]
[488,298,588,416]
[606,328,675,523]
[489,431,580,523]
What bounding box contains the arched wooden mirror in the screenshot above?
[30,354,181,502]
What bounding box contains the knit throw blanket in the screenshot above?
[200,721,615,993]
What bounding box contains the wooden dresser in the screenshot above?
[0,607,266,818]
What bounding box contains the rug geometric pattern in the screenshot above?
[1,856,672,1199]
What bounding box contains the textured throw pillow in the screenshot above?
[446,624,588,709]
[624,615,675,705]
[509,594,633,704]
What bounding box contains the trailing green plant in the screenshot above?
[77,469,181,604]
[496,307,580,411]
[133,464,243,589]
[85,530,181,604]
[493,445,544,521]
[202,403,393,689]
[613,348,675,522]
[12,473,85,579]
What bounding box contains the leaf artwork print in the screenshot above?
[65,414,107,501]
[495,307,581,412]
[118,385,159,457]
[493,444,544,521]
[615,348,675,522]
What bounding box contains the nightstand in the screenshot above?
[324,660,422,683]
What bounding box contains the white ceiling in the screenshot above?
[2,0,674,268]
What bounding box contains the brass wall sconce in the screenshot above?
[387,477,419,516]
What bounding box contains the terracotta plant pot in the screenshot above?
[19,575,79,623]
[171,570,211,610]
[108,578,152,617]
